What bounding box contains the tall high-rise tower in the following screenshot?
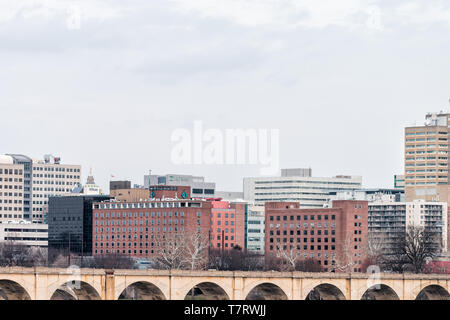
[404,111,450,203]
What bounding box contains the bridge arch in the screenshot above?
[184,281,230,300]
[416,285,450,300]
[118,281,166,300]
[361,284,400,300]
[50,281,101,300]
[305,283,346,300]
[0,279,31,300]
[245,282,289,300]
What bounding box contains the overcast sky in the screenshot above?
[1,0,450,192]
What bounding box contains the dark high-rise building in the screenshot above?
[110,180,131,191]
[48,195,110,259]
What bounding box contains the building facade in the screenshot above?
[328,188,405,204]
[368,200,448,254]
[265,200,368,272]
[92,199,213,259]
[2,154,83,223]
[0,155,25,222]
[48,195,110,258]
[244,168,362,208]
[31,155,81,223]
[394,175,405,189]
[110,188,151,202]
[143,173,215,198]
[215,191,244,201]
[210,201,246,251]
[245,205,265,254]
[6,154,33,220]
[404,112,450,204]
[0,221,48,248]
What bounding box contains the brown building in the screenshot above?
[110,188,150,202]
[110,180,131,191]
[149,185,191,200]
[265,200,368,272]
[405,112,450,204]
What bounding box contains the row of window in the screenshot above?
[0,199,23,204]
[269,223,336,229]
[269,214,336,221]
[216,213,235,218]
[270,229,336,236]
[0,185,23,190]
[98,202,185,209]
[270,237,336,243]
[95,219,186,226]
[33,167,80,172]
[95,211,189,218]
[269,244,336,251]
[0,207,22,211]
[95,227,186,233]
[0,169,23,175]
[0,178,23,182]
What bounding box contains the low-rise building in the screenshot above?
[368,200,448,254]
[265,200,369,272]
[0,220,48,248]
[92,199,213,259]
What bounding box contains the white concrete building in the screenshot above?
[31,155,81,224]
[245,205,265,254]
[328,188,405,205]
[243,168,362,208]
[0,155,25,222]
[0,220,48,248]
[215,191,244,201]
[143,173,215,198]
[368,200,448,253]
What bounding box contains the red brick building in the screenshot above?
[210,201,246,250]
[92,199,212,258]
[92,198,247,260]
[265,200,368,272]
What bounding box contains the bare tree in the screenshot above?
[295,259,323,272]
[182,232,209,270]
[361,233,387,272]
[334,236,357,273]
[154,232,185,270]
[209,246,264,271]
[91,253,136,269]
[385,225,442,273]
[275,244,301,271]
[0,241,47,267]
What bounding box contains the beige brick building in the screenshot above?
[31,156,81,223]
[404,112,450,204]
[0,155,25,221]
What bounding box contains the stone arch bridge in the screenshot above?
[0,267,449,300]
